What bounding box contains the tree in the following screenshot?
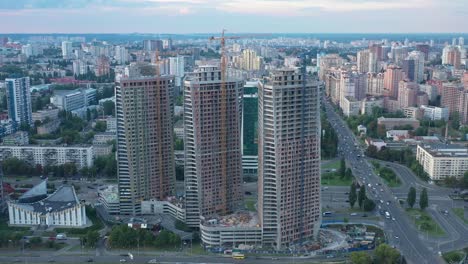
[349,183,357,208]
[345,168,353,180]
[103,101,115,116]
[94,121,107,132]
[407,187,416,208]
[339,158,346,178]
[463,171,468,188]
[363,199,376,211]
[86,108,91,121]
[29,236,43,246]
[358,185,366,209]
[350,251,372,264]
[85,230,100,247]
[374,243,401,264]
[419,188,428,210]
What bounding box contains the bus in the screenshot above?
[232,253,245,260]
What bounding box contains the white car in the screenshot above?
[147,259,159,264]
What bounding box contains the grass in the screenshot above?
[245,198,256,212]
[406,208,445,237]
[190,243,207,255]
[452,208,468,225]
[443,249,467,264]
[322,160,341,171]
[371,161,401,187]
[321,172,353,186]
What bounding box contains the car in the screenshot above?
[245,191,252,195]
[350,213,358,216]
[392,217,396,221]
[48,259,56,263]
[442,210,449,215]
[120,260,127,263]
[147,259,159,264]
[386,202,390,205]
[394,236,399,239]
[362,214,368,217]
[86,258,94,263]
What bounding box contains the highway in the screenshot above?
[323,98,447,264]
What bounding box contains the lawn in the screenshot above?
[452,208,468,225]
[406,208,445,237]
[443,249,467,264]
[371,161,401,187]
[322,160,340,171]
[321,172,353,186]
[245,198,256,212]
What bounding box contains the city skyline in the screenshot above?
[0,0,467,33]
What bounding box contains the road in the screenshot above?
[323,98,447,264]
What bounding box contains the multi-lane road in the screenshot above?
[323,98,454,264]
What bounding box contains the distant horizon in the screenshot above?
[0,0,466,34]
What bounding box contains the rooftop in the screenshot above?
[12,185,80,214]
[202,211,260,228]
[419,143,468,158]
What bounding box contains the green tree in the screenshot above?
[407,187,416,208]
[419,188,428,210]
[358,185,366,209]
[85,230,100,247]
[103,101,115,116]
[350,251,372,264]
[374,243,401,264]
[363,199,376,211]
[349,183,357,208]
[345,168,353,179]
[29,236,43,246]
[339,158,346,178]
[86,108,91,121]
[463,171,468,188]
[94,121,107,132]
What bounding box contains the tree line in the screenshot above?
[108,225,181,249]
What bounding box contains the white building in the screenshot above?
[51,88,96,111]
[8,181,87,227]
[97,185,120,215]
[115,46,128,65]
[420,105,449,121]
[342,96,361,117]
[72,60,88,76]
[141,198,185,222]
[169,56,185,87]
[0,145,93,169]
[416,144,468,180]
[61,41,73,59]
[200,212,263,248]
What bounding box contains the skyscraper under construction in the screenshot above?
[116,75,175,215]
[183,65,244,227]
[258,68,321,249]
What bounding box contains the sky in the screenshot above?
[0,0,467,33]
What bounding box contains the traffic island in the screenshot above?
[405,208,445,237]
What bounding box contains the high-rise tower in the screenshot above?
[5,77,32,128]
[183,65,244,227]
[258,68,321,249]
[116,75,175,215]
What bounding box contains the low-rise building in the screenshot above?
[416,143,468,180]
[8,180,87,227]
[32,108,59,123]
[50,88,96,111]
[377,117,420,130]
[141,197,185,222]
[37,119,60,135]
[365,138,387,150]
[420,105,449,121]
[106,117,116,132]
[199,212,263,248]
[2,131,29,145]
[97,185,119,215]
[0,145,93,169]
[386,130,410,141]
[403,107,424,119]
[360,97,384,115]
